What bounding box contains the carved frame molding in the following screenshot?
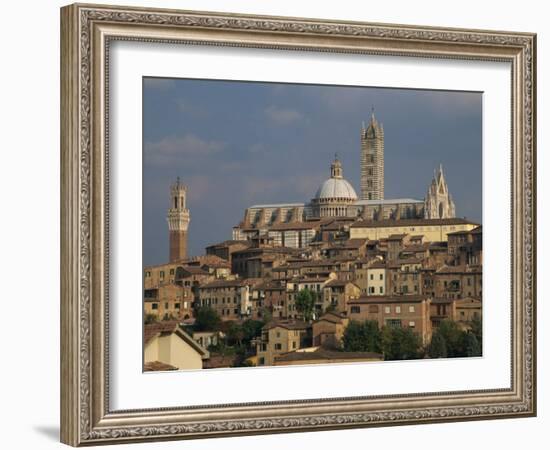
[60,3,536,446]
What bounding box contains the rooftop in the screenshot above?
[349,295,429,305]
[350,218,480,228]
[355,198,424,205]
[263,319,310,331]
[274,347,383,363]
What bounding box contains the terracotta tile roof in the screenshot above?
[199,279,244,289]
[403,243,430,253]
[387,233,408,241]
[274,348,383,363]
[144,321,179,345]
[368,260,386,269]
[253,280,285,291]
[178,266,210,276]
[332,238,367,249]
[325,279,355,288]
[435,264,481,274]
[205,240,251,248]
[263,319,310,331]
[349,295,429,305]
[143,361,178,371]
[315,311,348,324]
[203,355,237,369]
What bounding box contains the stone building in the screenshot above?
[347,295,432,345]
[144,322,209,371]
[167,178,190,262]
[197,279,263,321]
[322,279,361,313]
[232,117,461,245]
[424,165,456,219]
[144,283,194,321]
[349,218,479,242]
[312,311,349,348]
[255,320,310,366]
[354,258,387,295]
[360,111,385,200]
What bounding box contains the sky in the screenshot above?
[143,78,482,266]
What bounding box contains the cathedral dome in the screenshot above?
[315,177,358,200]
[314,155,358,201]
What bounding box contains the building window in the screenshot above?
[379,287,383,294]
[292,342,297,349]
[274,343,282,350]
[159,271,165,280]
[386,319,401,329]
[395,306,401,314]
[151,303,158,310]
[408,321,415,327]
[384,306,391,314]
[164,302,169,309]
[175,303,180,309]
[351,306,361,314]
[145,271,151,277]
[379,274,383,280]
[258,357,265,365]
[370,274,374,280]
[169,269,174,275]
[409,305,415,313]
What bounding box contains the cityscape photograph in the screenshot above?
[142,78,483,372]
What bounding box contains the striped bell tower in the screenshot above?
[360,110,385,200]
[167,178,190,262]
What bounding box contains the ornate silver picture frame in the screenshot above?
[60,3,536,446]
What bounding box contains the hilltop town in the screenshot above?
[144,115,482,371]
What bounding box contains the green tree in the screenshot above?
[295,288,316,321]
[464,332,482,357]
[194,306,221,331]
[227,322,245,346]
[343,320,381,353]
[258,307,272,324]
[144,313,158,325]
[469,315,482,348]
[436,320,465,357]
[381,326,421,360]
[428,331,448,358]
[241,319,264,343]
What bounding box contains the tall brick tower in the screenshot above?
[360,110,385,200]
[167,178,190,262]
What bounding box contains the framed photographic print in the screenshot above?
[60,3,537,446]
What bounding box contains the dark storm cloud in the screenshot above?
[143,78,482,266]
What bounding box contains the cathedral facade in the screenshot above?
[424,165,456,219]
[232,113,456,240]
